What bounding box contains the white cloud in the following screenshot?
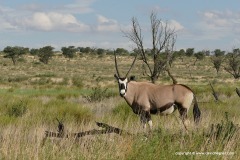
[22,12,90,32]
[1,21,18,30]
[96,15,120,32]
[180,10,240,43]
[201,10,240,32]
[0,3,125,33]
[168,20,184,31]
[0,5,18,30]
[0,9,90,32]
[0,5,13,13]
[29,12,52,31]
[0,1,93,32]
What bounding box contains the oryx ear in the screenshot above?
[114,74,119,80]
[130,75,135,81]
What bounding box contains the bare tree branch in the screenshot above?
[123,17,153,77]
[124,11,177,83]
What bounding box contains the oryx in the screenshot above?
[114,54,201,130]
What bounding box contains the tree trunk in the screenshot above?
[150,59,159,84]
[166,69,178,84]
[209,82,219,101]
[11,57,16,65]
[151,75,158,84]
[193,58,198,66]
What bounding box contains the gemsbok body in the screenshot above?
[114,54,201,130]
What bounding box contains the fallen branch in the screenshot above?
[44,121,132,139]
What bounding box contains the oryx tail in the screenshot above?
[193,95,201,124]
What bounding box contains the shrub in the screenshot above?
[84,76,116,102]
[8,76,29,82]
[72,75,84,89]
[56,92,79,100]
[43,99,94,124]
[35,72,56,78]
[31,77,51,85]
[84,86,109,102]
[17,57,26,63]
[58,77,69,85]
[204,112,240,148]
[6,100,27,117]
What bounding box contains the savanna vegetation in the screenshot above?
[0,47,239,160]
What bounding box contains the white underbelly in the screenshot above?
[160,105,175,115]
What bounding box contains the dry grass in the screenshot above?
[0,54,239,159]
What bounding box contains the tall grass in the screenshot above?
[0,111,238,159]
[0,55,239,159]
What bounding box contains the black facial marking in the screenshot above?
[120,83,125,90]
[119,77,126,81]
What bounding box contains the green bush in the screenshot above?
[6,100,27,117]
[17,57,26,63]
[72,75,84,89]
[204,112,240,148]
[84,76,116,102]
[35,72,56,78]
[43,99,94,124]
[8,76,29,83]
[84,87,109,102]
[32,77,51,85]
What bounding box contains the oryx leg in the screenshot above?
[178,106,189,130]
[140,111,152,130]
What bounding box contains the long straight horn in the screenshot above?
[114,51,121,77]
[125,54,138,77]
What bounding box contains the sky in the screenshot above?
[0,0,240,52]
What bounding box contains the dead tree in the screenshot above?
[124,11,177,84]
[209,82,219,101]
[166,68,177,84]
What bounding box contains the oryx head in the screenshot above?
[114,52,137,97]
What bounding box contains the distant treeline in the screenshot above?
[0,45,237,58]
[0,45,240,79]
